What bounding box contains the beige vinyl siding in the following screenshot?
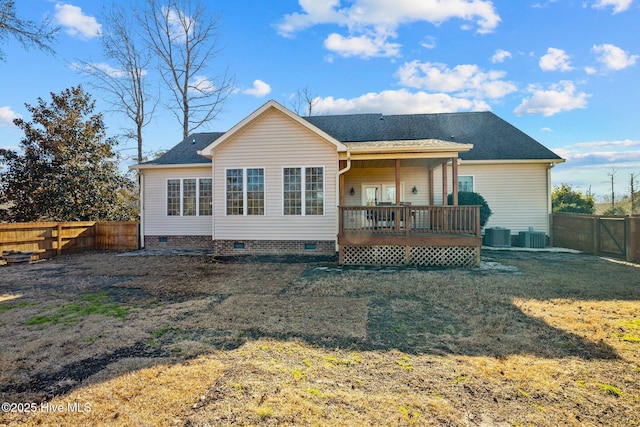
[342,165,431,206]
[142,166,213,236]
[434,162,551,234]
[213,109,338,241]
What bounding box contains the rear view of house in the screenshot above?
[132,100,563,266]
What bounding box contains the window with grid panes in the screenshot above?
[283,167,323,215]
[305,167,323,215]
[167,178,212,216]
[199,178,212,216]
[226,169,244,215]
[246,168,264,215]
[167,179,181,216]
[183,179,197,216]
[283,168,302,215]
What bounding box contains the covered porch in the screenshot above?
[336,139,482,267]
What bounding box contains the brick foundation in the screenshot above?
[144,235,213,249]
[213,240,336,256]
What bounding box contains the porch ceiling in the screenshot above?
[349,158,444,168]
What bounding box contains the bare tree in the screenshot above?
[139,0,234,139]
[0,0,58,61]
[78,2,156,163]
[289,86,319,116]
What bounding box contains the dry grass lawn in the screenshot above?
[0,250,638,426]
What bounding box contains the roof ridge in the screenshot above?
[305,111,492,119]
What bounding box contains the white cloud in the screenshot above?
[161,6,195,42]
[276,0,501,58]
[314,89,490,115]
[592,43,638,71]
[324,33,401,58]
[54,3,101,39]
[558,150,640,167]
[556,140,640,165]
[276,0,345,36]
[491,49,512,63]
[514,81,590,116]
[242,80,272,97]
[591,0,634,13]
[421,36,437,49]
[396,61,517,99]
[277,0,501,36]
[539,48,574,72]
[71,62,128,78]
[0,106,19,127]
[573,139,640,149]
[189,76,216,94]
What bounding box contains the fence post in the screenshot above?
[592,216,599,256]
[56,223,62,256]
[626,216,637,262]
[95,222,101,250]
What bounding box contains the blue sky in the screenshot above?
[1,0,639,199]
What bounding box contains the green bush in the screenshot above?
[448,191,492,228]
[552,184,595,214]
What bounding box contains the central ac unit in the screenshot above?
[519,231,546,248]
[484,227,511,247]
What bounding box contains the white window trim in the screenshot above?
[165,178,212,217]
[281,166,326,216]
[224,167,266,216]
[458,175,475,193]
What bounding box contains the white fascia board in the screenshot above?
[129,163,212,171]
[460,159,566,165]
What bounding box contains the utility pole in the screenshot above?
[607,168,617,209]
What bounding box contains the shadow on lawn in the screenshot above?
[148,251,631,360]
[1,251,634,401]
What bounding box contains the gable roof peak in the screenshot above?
[198,99,347,157]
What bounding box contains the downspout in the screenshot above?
[335,151,352,252]
[547,162,555,245]
[211,159,215,242]
[139,172,145,249]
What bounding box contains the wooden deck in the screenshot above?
[338,205,482,266]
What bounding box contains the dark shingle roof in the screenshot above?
[304,111,562,161]
[143,132,223,165]
[146,112,561,165]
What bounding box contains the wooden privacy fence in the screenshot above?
[0,221,139,260]
[552,213,640,262]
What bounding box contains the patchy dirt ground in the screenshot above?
[0,250,639,426]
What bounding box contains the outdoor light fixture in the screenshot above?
[349,187,355,196]
[412,186,418,194]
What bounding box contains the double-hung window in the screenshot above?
[167,178,212,216]
[226,168,265,215]
[283,167,324,216]
[458,176,474,193]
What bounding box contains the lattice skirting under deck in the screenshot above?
[340,245,479,267]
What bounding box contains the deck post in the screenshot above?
[395,159,401,233]
[452,157,459,206]
[442,161,448,206]
[429,168,435,205]
[339,161,346,206]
